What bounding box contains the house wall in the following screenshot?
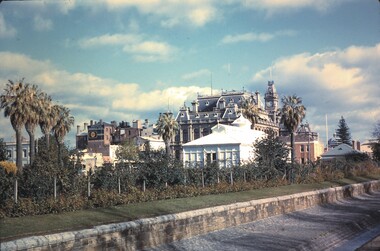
[294,141,325,163]
[183,144,241,168]
[5,140,30,167]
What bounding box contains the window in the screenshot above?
[301,158,305,164]
[300,145,305,152]
[23,149,27,158]
[6,150,11,158]
[306,145,310,152]
[206,152,217,163]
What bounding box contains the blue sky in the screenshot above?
[0,0,379,147]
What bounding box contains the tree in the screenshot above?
[24,84,44,164]
[0,138,8,161]
[39,93,55,147]
[115,139,140,164]
[253,130,289,180]
[336,116,352,145]
[156,112,179,157]
[241,97,260,128]
[371,120,380,162]
[0,80,29,171]
[52,105,74,167]
[280,95,306,165]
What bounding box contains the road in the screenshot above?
[146,191,380,251]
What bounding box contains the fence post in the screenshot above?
[118,176,121,194]
[201,169,205,188]
[87,177,91,197]
[230,168,233,185]
[143,180,146,192]
[244,172,246,182]
[217,171,220,184]
[14,179,18,204]
[54,176,57,200]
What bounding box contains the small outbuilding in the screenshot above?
[182,115,266,168]
[321,143,361,160]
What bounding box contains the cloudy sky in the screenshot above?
[0,0,379,147]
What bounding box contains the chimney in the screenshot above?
[218,98,225,109]
[84,123,88,131]
[255,91,260,109]
[77,125,80,134]
[191,100,198,113]
[357,141,361,151]
[90,120,93,126]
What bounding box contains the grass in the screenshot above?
[1,175,379,242]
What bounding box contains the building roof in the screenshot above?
[321,143,360,159]
[183,115,265,147]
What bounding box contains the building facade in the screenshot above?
[174,81,280,159]
[279,123,325,164]
[5,137,30,167]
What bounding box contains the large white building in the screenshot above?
[182,115,265,168]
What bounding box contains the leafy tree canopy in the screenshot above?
[0,138,7,161]
[253,130,289,180]
[115,139,140,163]
[371,120,380,162]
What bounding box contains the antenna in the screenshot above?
[325,114,328,149]
[269,67,272,80]
[210,72,213,96]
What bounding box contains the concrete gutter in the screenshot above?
[1,180,379,251]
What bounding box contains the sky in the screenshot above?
[0,0,379,148]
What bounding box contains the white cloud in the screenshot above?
[182,69,211,81]
[79,34,141,48]
[0,13,17,38]
[222,30,296,44]
[252,43,380,142]
[33,15,53,32]
[123,41,176,62]
[79,33,177,62]
[112,85,212,111]
[0,52,210,142]
[241,0,346,15]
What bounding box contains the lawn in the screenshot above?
[1,175,379,241]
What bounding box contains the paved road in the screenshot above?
[146,191,380,251]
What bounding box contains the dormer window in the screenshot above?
[195,114,200,118]
[230,98,234,103]
[206,101,209,106]
[205,113,209,118]
[228,109,232,114]
[213,113,218,117]
[181,113,184,117]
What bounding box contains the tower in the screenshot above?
[264,81,279,122]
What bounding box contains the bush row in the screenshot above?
[0,159,378,218]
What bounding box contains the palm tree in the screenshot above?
[0,80,28,171]
[52,105,74,167]
[39,93,55,147]
[24,84,44,164]
[280,95,306,165]
[241,97,260,129]
[156,112,179,157]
